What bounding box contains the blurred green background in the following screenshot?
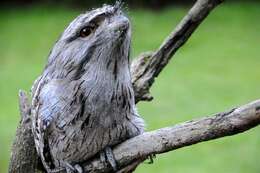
[1,1,260,173]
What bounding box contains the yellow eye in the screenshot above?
[79,26,93,38]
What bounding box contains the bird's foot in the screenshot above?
[100,146,118,171]
[64,162,83,173]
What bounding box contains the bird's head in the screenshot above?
[45,2,131,80]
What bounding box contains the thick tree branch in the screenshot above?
[132,0,223,102]
[82,100,260,172]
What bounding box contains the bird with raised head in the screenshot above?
[31,2,145,173]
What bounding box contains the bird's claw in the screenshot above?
[64,162,83,173]
[100,147,118,171]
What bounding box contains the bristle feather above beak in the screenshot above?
[114,0,124,12]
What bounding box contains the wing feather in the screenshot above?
[32,79,84,172]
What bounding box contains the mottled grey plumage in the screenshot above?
[31,3,144,173]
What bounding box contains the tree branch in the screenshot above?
[81,100,260,172]
[132,0,223,102]
[9,91,43,173]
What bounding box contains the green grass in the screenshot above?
[1,2,260,173]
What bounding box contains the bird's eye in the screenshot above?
[79,26,94,38]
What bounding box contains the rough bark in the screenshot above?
[8,0,260,173]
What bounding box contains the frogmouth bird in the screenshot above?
[31,3,144,173]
